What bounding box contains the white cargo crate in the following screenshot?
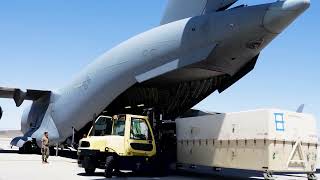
[176,109,318,173]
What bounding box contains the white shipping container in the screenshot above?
[176,109,318,174]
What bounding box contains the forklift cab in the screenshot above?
[78,114,156,176]
[87,114,156,154]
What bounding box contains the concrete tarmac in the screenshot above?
[0,138,319,180]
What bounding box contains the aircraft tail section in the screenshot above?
[296,104,305,113]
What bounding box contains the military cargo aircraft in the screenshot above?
[0,0,310,149]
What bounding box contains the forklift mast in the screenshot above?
[144,108,177,162]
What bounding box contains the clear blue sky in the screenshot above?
[0,0,319,131]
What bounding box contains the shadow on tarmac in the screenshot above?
[0,148,78,160]
[0,149,19,154]
[77,169,248,180]
[50,149,78,160]
[285,174,308,178]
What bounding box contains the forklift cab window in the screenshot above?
[91,116,112,136]
[130,118,151,140]
[112,115,126,136]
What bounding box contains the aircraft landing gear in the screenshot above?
[18,141,39,154]
[84,168,96,175]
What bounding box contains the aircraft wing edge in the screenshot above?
[0,87,51,107]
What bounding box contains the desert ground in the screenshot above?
[0,131,318,180]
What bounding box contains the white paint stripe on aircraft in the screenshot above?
[135,59,179,83]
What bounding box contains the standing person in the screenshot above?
[41,132,50,164]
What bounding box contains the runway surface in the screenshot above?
[0,138,319,180]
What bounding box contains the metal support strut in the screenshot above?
[263,171,275,180]
[71,127,75,148]
[55,143,59,156]
[307,173,317,180]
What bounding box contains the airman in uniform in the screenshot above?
[41,132,49,164]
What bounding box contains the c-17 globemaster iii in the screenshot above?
[0,0,310,150]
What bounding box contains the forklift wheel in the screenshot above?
[104,156,114,178]
[151,157,169,177]
[85,168,96,175]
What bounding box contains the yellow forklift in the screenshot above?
[77,114,157,178]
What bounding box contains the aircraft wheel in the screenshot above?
[104,156,114,178]
[85,168,96,175]
[18,141,38,154]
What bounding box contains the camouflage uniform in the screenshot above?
[41,134,49,163]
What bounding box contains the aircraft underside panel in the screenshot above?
[106,75,225,119]
[105,54,259,119]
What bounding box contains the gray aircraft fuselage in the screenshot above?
[12,0,310,147]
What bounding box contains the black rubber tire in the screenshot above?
[19,142,39,154]
[104,156,114,178]
[85,168,96,175]
[151,156,169,177]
